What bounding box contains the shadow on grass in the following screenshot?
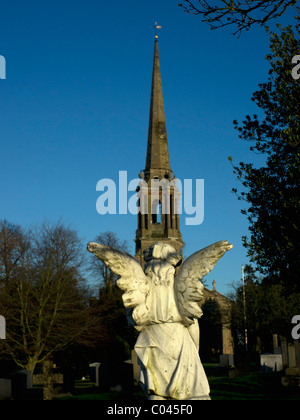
[53,381,147,401]
[50,369,300,401]
[208,370,300,401]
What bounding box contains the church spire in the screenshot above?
[144,38,172,180]
[135,37,183,266]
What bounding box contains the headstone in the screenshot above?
[294,340,300,368]
[0,379,11,400]
[98,359,134,392]
[11,371,28,400]
[18,370,32,389]
[219,354,234,368]
[131,350,140,382]
[288,343,296,368]
[285,367,300,376]
[98,360,117,392]
[43,360,54,400]
[281,339,288,368]
[63,367,76,394]
[7,369,32,400]
[89,362,101,387]
[273,334,281,354]
[122,360,134,390]
[281,340,300,386]
[33,372,63,385]
[260,353,283,372]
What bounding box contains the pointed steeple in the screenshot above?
[144,39,172,180]
[135,36,183,266]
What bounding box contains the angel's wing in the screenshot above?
[175,240,233,326]
[87,242,151,326]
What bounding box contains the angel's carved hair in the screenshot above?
[144,259,176,287]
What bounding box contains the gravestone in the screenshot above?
[19,370,32,388]
[281,339,300,387]
[0,379,11,400]
[260,353,283,372]
[220,354,234,368]
[89,362,101,387]
[11,371,28,400]
[123,360,134,390]
[288,343,297,368]
[131,350,140,382]
[62,367,76,394]
[43,360,54,400]
[98,359,134,393]
[98,360,118,392]
[295,340,300,368]
[281,339,288,368]
[9,369,32,400]
[273,334,282,354]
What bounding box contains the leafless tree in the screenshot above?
[179,0,298,36]
[0,220,94,373]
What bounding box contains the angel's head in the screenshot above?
[143,242,182,267]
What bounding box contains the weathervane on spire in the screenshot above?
[153,22,162,39]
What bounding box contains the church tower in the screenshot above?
[135,37,183,265]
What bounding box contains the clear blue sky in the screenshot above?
[0,1,296,295]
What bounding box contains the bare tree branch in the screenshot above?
[178,0,298,36]
[88,231,129,293]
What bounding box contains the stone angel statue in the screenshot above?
[87,240,233,400]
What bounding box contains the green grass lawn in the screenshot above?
[52,367,300,401]
[209,372,299,400]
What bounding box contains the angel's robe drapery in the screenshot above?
[134,282,210,400]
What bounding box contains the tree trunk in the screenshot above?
[26,356,38,374]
